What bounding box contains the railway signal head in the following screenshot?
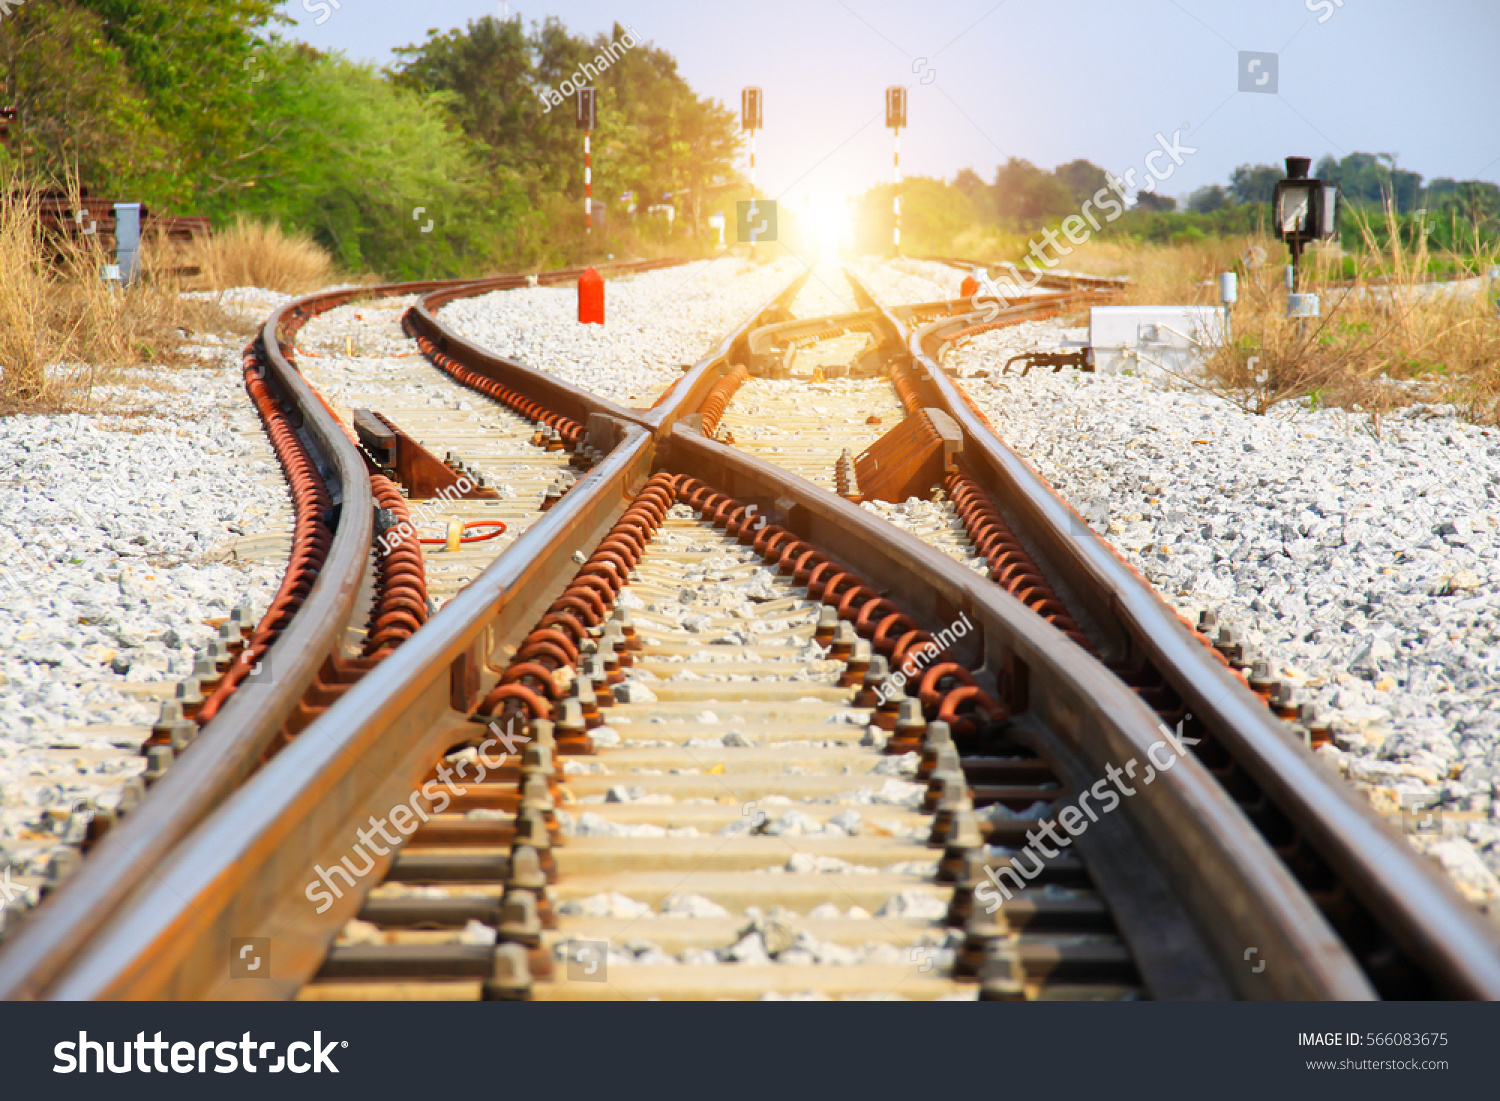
[1272,156,1338,246]
[885,86,907,130]
[576,86,597,130]
[741,87,762,131]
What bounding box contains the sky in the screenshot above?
[275,0,1500,211]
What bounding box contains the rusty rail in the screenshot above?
[15,256,1494,1001]
[844,265,1500,999]
[0,259,686,1000]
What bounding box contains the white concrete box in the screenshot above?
[1089,305,1226,378]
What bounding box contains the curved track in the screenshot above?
[4,257,1497,1001]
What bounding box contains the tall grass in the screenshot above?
[0,182,243,414]
[180,215,335,294]
[1205,207,1500,422]
[0,188,52,407]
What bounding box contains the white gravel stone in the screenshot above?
[0,312,294,871]
[604,784,672,805]
[976,800,1052,822]
[853,258,963,304]
[589,724,622,747]
[871,752,919,777]
[953,319,1500,910]
[658,892,730,919]
[761,853,880,875]
[875,889,950,919]
[846,778,926,808]
[557,891,652,919]
[458,919,497,946]
[437,260,801,406]
[614,680,657,704]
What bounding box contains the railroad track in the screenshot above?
[4,256,1499,1001]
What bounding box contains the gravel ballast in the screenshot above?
[0,298,295,892]
[437,259,802,406]
[947,319,1500,913]
[854,258,960,304]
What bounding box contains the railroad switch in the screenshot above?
[353,409,500,500]
[854,407,963,502]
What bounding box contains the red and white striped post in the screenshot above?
[886,87,906,259]
[892,131,901,256]
[577,87,597,238]
[748,131,757,259]
[741,87,763,260]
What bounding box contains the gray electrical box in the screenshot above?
[113,203,142,286]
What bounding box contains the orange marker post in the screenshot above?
[578,266,604,325]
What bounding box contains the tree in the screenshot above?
[854,177,977,255]
[392,18,741,245]
[392,16,534,176]
[241,43,491,277]
[1229,163,1284,204]
[953,167,995,223]
[1427,178,1500,223]
[75,0,283,203]
[1134,191,1176,212]
[992,158,1074,229]
[1317,151,1423,212]
[0,2,176,197]
[1053,159,1109,205]
[1187,184,1231,213]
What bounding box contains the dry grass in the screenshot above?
[1202,211,1500,424]
[1060,236,1265,306]
[989,214,1500,425]
[0,183,246,414]
[180,215,336,294]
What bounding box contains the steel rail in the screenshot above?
[661,426,1370,999]
[845,267,1500,998]
[0,284,383,1000]
[0,259,688,1000]
[915,254,1130,293]
[51,429,657,999]
[43,410,1376,1000]
[277,260,1367,996]
[402,261,1481,996]
[9,259,785,999]
[639,268,811,436]
[13,258,1435,1000]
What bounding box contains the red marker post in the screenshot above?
[578,266,604,325]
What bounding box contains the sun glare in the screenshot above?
[798,193,855,259]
